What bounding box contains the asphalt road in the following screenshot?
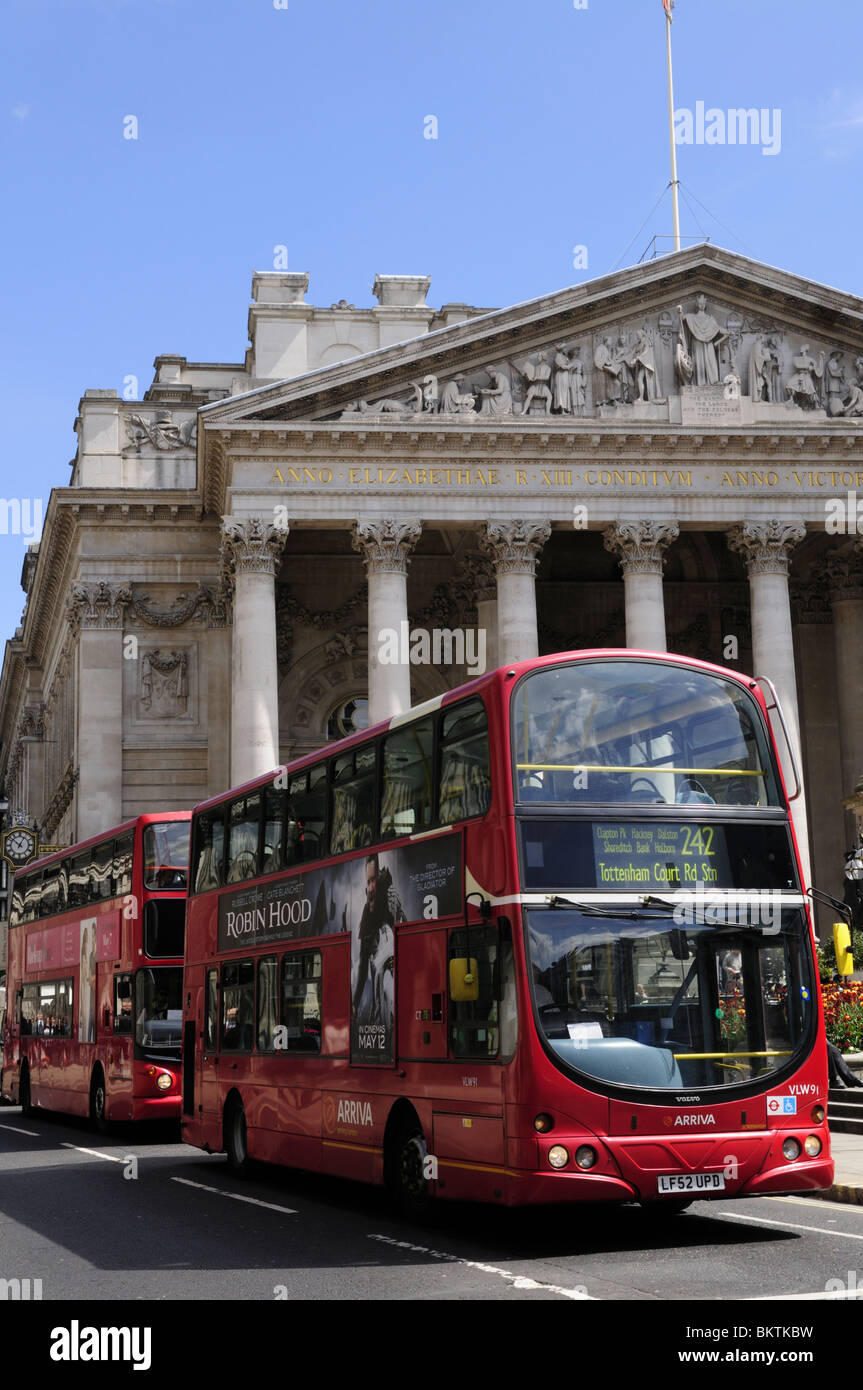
[1,1105,861,1310]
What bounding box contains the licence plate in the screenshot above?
[657,1172,726,1194]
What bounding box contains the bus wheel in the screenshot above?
[19,1065,33,1118]
[390,1120,433,1219]
[89,1068,110,1135]
[225,1100,250,1176]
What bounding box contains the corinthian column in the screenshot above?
[728,518,810,883]
[352,518,421,724]
[221,516,288,783]
[603,520,679,651]
[480,519,550,666]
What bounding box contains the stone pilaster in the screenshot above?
[352,518,421,724]
[603,520,679,652]
[221,516,288,783]
[68,581,131,838]
[728,518,810,883]
[480,519,550,666]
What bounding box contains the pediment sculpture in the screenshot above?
[326,293,863,427]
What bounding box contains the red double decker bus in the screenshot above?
[1,813,190,1129]
[181,651,831,1211]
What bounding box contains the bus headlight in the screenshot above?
[156,1073,173,1091]
[782,1137,801,1161]
[575,1146,598,1170]
[804,1135,822,1157]
[548,1145,570,1169]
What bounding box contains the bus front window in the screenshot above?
[143,821,189,890]
[526,909,813,1092]
[513,660,780,807]
[135,968,183,1058]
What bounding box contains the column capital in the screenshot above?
[603,519,679,576]
[819,544,863,602]
[68,579,133,631]
[352,517,421,575]
[727,518,806,577]
[220,515,288,586]
[480,519,551,576]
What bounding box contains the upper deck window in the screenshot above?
[513,660,781,809]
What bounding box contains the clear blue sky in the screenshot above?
[2,0,861,642]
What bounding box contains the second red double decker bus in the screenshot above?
[1,813,190,1129]
[181,651,832,1211]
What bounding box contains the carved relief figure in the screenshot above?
[723,372,741,400]
[785,344,824,410]
[825,351,846,417]
[569,346,587,415]
[126,411,196,452]
[140,650,189,718]
[517,353,552,416]
[478,365,513,416]
[440,379,476,414]
[676,295,728,386]
[419,375,439,412]
[551,346,577,413]
[842,357,863,417]
[613,332,633,404]
[593,336,622,406]
[629,325,658,402]
[748,334,772,402]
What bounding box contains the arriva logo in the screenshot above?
[674,1114,716,1127]
[337,1099,372,1126]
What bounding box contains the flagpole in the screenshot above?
[665,3,681,252]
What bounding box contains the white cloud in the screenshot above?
[11,103,29,121]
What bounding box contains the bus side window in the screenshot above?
[221,961,254,1052]
[227,794,261,884]
[69,852,90,909]
[257,957,278,1051]
[204,969,219,1053]
[114,975,133,1035]
[448,926,500,1060]
[262,788,285,877]
[193,809,226,894]
[90,841,113,902]
[114,834,133,897]
[439,701,491,825]
[381,719,433,840]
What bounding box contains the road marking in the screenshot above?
[750,1288,863,1300]
[774,1195,863,1215]
[717,1211,863,1241]
[171,1177,297,1215]
[61,1143,127,1163]
[0,1123,40,1137]
[368,1233,594,1300]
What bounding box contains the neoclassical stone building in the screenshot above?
[3,244,863,922]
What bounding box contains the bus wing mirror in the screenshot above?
[449,957,479,1002]
[834,921,854,976]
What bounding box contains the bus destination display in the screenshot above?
[592,822,732,888]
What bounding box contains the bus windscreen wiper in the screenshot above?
[546,895,678,920]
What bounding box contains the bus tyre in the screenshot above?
[19,1065,33,1118]
[89,1069,110,1135]
[225,1100,250,1176]
[390,1120,433,1220]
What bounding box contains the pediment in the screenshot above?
[200,245,863,434]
